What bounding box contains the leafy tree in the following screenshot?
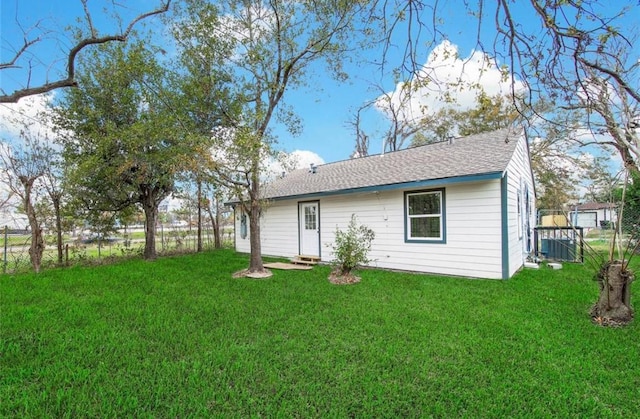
[169,4,238,252]
[352,81,517,155]
[528,106,605,210]
[611,173,640,234]
[0,131,52,272]
[172,0,363,275]
[53,41,193,260]
[374,1,638,175]
[203,184,229,249]
[408,92,519,147]
[39,147,67,265]
[458,92,520,137]
[373,82,431,152]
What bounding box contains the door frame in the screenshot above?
[298,200,321,257]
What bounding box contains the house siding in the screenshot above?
[237,180,505,279]
[234,202,300,258]
[573,208,617,228]
[340,182,503,279]
[504,135,536,277]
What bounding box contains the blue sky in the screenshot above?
[1,1,635,172]
[0,1,506,162]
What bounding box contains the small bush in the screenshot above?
[330,214,375,276]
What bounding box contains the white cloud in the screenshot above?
[0,93,56,142]
[285,150,325,169]
[377,40,526,122]
[264,149,325,180]
[209,127,325,182]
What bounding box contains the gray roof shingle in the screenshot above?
[261,127,522,200]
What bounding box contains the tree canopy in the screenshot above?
[169,0,364,273]
[376,1,639,175]
[52,40,194,259]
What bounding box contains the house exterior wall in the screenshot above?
[235,179,506,279]
[318,182,504,279]
[234,135,536,280]
[504,135,536,277]
[234,201,299,256]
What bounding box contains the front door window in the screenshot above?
[305,205,317,230]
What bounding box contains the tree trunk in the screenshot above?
[197,180,203,252]
[53,194,63,265]
[22,180,44,273]
[141,190,159,260]
[215,198,222,249]
[248,196,264,273]
[592,262,634,325]
[206,196,222,249]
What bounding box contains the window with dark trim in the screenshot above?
[405,189,446,243]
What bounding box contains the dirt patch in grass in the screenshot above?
[328,271,361,285]
[591,313,634,328]
[232,269,273,279]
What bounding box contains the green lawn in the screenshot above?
[1,250,638,417]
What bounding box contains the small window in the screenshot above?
[405,189,445,242]
[305,205,316,230]
[240,213,247,239]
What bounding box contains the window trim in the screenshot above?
[517,188,523,239]
[404,188,446,244]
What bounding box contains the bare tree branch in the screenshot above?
[0,36,42,71]
[0,0,171,103]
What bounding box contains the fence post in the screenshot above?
[3,225,7,274]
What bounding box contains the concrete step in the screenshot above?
[291,254,321,265]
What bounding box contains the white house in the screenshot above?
[232,128,536,279]
[570,202,617,228]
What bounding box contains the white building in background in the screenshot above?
[570,202,618,228]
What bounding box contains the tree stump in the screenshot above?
[591,262,634,326]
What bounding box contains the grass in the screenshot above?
[1,250,638,417]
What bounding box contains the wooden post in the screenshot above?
[3,225,7,274]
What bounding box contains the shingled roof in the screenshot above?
[261,127,523,200]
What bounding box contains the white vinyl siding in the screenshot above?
[319,181,503,279]
[505,135,536,277]
[236,180,504,278]
[234,201,299,258]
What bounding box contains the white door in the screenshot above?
[299,202,320,256]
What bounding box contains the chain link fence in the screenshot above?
[536,192,640,261]
[619,194,640,255]
[1,224,234,274]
